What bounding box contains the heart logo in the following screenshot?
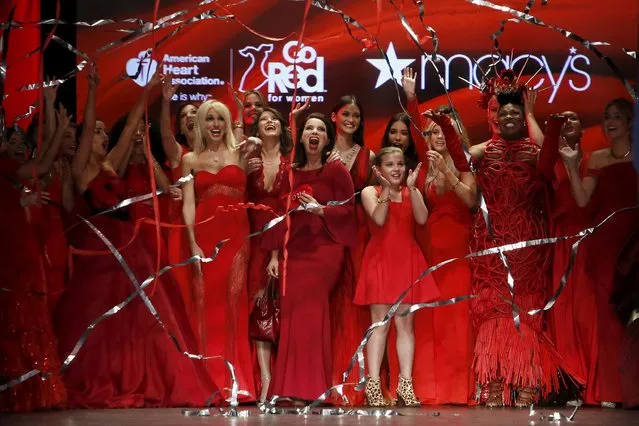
[126,50,158,87]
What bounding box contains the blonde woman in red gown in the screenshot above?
[159,77,198,328]
[181,100,257,401]
[262,112,357,402]
[54,66,214,408]
[418,112,477,405]
[245,107,291,402]
[0,112,68,412]
[354,147,439,407]
[327,95,375,405]
[548,111,596,402]
[559,98,637,407]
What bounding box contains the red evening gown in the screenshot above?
[193,165,255,401]
[167,146,195,331]
[54,169,216,408]
[548,157,595,391]
[330,146,373,405]
[263,161,357,401]
[0,156,67,412]
[418,182,473,405]
[469,135,562,403]
[354,186,439,305]
[246,155,288,397]
[583,162,638,404]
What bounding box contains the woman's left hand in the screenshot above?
[426,150,447,173]
[298,192,324,215]
[523,88,538,115]
[406,162,422,190]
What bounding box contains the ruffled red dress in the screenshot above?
[54,169,216,408]
[0,156,67,412]
[354,186,439,305]
[193,165,255,401]
[262,161,357,401]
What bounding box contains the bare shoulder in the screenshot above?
[469,141,489,159]
[586,149,609,169]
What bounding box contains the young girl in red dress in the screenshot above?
[559,98,637,407]
[354,147,439,407]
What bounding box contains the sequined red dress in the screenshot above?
[54,169,216,408]
[548,157,595,389]
[330,146,373,405]
[0,156,67,412]
[468,133,561,402]
[262,161,357,401]
[583,162,638,404]
[193,165,255,401]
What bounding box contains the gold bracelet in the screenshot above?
[152,162,161,171]
[377,197,390,204]
[233,121,244,129]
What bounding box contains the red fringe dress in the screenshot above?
[0,156,67,412]
[467,125,562,403]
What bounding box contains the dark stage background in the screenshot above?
[72,0,636,152]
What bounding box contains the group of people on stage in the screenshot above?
[1,59,638,413]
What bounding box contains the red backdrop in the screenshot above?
[75,0,637,152]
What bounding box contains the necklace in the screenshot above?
[336,144,360,168]
[610,147,631,160]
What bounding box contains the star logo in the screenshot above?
[366,42,415,89]
[569,46,577,55]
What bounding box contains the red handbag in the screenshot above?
[249,278,280,343]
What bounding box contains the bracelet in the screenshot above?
[152,162,161,171]
[377,197,390,204]
[408,186,418,192]
[232,121,244,129]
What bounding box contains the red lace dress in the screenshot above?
[583,162,638,404]
[548,157,595,390]
[262,161,357,401]
[54,169,216,408]
[330,146,373,405]
[469,135,561,402]
[0,156,67,412]
[417,182,474,404]
[193,166,255,401]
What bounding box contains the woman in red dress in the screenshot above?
[548,111,596,401]
[327,95,375,405]
[262,112,357,402]
[442,86,564,407]
[181,100,256,401]
[354,147,439,407]
[54,66,215,408]
[415,111,477,405]
[559,98,637,407]
[0,116,68,412]
[245,107,291,402]
[160,77,199,327]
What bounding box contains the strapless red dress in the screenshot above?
[193,165,255,401]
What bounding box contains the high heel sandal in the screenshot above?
[259,374,271,403]
[365,377,390,407]
[514,386,537,408]
[396,376,420,407]
[485,379,504,408]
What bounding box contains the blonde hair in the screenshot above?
[192,100,236,154]
[375,146,404,167]
[425,119,464,196]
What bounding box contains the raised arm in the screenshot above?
[160,76,182,169]
[15,105,71,180]
[560,146,598,207]
[402,67,429,162]
[537,113,565,179]
[406,163,428,224]
[105,74,159,173]
[362,168,391,227]
[425,110,471,172]
[42,77,58,151]
[523,89,544,147]
[71,63,99,184]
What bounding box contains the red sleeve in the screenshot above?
[537,116,563,180]
[408,98,428,164]
[431,114,471,172]
[323,161,357,248]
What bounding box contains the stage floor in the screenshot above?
[1,406,638,426]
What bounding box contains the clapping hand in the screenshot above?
[372,165,391,189]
